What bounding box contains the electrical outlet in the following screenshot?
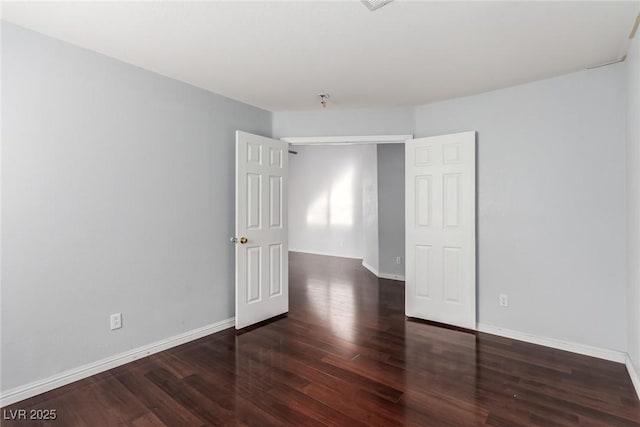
[396,257,401,265]
[340,241,344,247]
[110,313,122,330]
[499,294,508,307]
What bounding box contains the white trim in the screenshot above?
[288,249,362,260]
[0,317,235,407]
[378,272,406,281]
[476,323,627,363]
[362,260,379,276]
[362,260,405,281]
[282,134,412,146]
[626,355,640,400]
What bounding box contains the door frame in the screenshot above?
[280,134,412,281]
[279,133,413,272]
[281,134,413,146]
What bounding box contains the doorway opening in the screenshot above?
[234,131,476,331]
[282,135,410,282]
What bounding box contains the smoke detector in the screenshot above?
[361,0,394,11]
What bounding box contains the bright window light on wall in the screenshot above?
[306,168,355,227]
[306,191,329,226]
[329,170,354,226]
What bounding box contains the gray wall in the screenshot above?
[626,17,640,376]
[415,64,627,352]
[377,144,405,278]
[288,144,370,259]
[1,22,271,391]
[272,107,414,139]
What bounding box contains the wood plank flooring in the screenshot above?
[3,252,639,426]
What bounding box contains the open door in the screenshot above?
[405,131,476,329]
[234,131,289,330]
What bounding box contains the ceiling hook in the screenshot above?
[318,93,330,108]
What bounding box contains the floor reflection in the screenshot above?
[304,277,357,342]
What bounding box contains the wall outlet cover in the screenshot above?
[110,313,122,330]
[499,294,509,307]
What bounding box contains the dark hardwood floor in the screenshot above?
[3,252,639,426]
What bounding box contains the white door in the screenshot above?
[405,131,476,329]
[235,131,288,330]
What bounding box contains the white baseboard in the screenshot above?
[362,260,379,276]
[0,317,235,407]
[288,249,362,260]
[626,355,640,400]
[288,251,404,282]
[362,260,405,281]
[476,323,627,363]
[378,272,406,281]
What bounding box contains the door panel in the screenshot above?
[269,244,283,296]
[236,131,289,329]
[269,176,282,227]
[405,132,476,329]
[415,245,433,298]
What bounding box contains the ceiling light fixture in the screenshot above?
[361,0,394,12]
[319,93,330,108]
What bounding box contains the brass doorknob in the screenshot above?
[239,237,248,244]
